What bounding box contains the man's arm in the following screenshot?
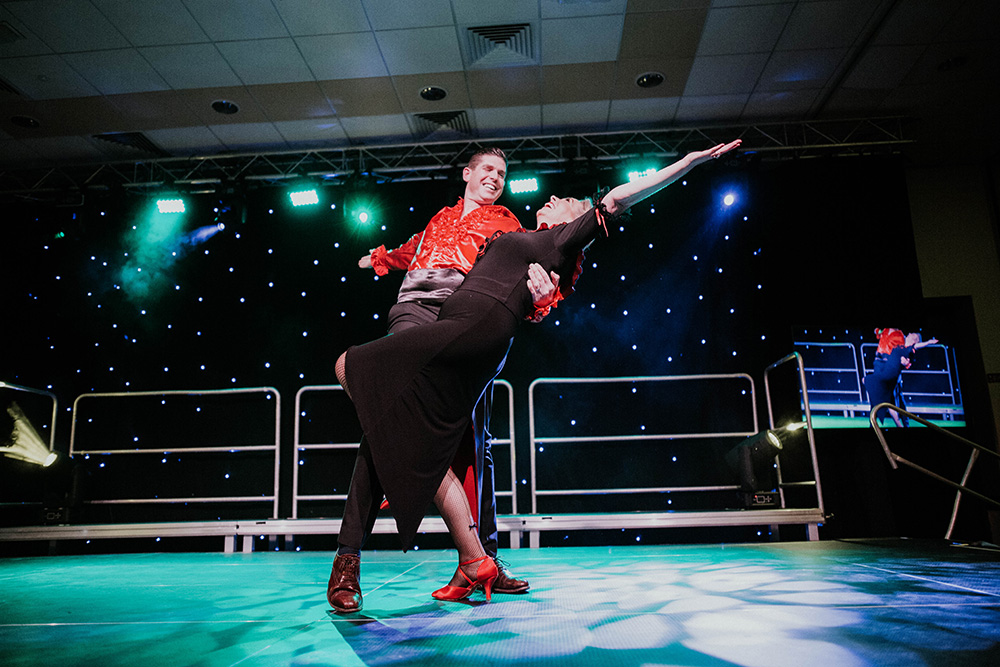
[359,232,422,275]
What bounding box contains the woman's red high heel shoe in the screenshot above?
[431,555,499,602]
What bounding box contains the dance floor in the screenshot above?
[2,539,999,666]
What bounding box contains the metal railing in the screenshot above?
[291,379,517,519]
[869,402,1000,540]
[528,373,759,514]
[70,387,282,517]
[764,352,826,520]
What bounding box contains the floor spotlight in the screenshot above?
[2,402,57,467]
[725,428,784,508]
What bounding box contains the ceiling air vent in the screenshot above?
[93,131,170,157]
[466,23,535,67]
[413,110,473,140]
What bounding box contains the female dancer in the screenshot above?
[866,328,938,427]
[334,139,742,602]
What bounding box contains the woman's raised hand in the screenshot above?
[689,139,742,165]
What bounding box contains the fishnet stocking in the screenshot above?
[434,467,488,586]
[335,351,351,399]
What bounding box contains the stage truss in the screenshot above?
[0,117,914,203]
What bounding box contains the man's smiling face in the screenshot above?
[463,154,507,206]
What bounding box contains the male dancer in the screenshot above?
[328,148,557,613]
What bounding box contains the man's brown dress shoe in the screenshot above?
[327,554,363,613]
[491,557,530,594]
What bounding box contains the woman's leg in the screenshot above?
[434,467,489,586]
[335,351,351,399]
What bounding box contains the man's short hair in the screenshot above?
[467,147,507,170]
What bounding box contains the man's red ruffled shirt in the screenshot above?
[369,200,522,276]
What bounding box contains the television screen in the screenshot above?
[793,325,964,429]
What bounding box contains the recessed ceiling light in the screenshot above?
[211,100,240,115]
[635,72,664,88]
[419,86,448,102]
[11,115,40,128]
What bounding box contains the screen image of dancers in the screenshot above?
[866,328,939,427]
[330,139,742,609]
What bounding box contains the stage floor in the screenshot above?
[2,540,999,666]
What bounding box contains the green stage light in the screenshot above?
[156,198,185,214]
[508,177,538,194]
[289,189,319,207]
[627,168,657,183]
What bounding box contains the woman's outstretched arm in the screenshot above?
[601,140,742,215]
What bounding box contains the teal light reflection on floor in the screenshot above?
[1,541,999,666]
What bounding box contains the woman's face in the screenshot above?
[535,196,590,227]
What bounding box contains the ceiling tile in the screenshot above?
[93,0,210,47]
[743,89,818,120]
[697,3,794,56]
[141,44,242,89]
[776,0,880,51]
[248,82,335,121]
[902,40,1000,87]
[684,53,769,96]
[540,62,615,105]
[183,0,288,41]
[0,139,34,167]
[628,0,710,11]
[540,0,628,19]
[540,15,624,66]
[274,0,370,36]
[17,95,126,136]
[391,71,470,112]
[209,121,287,150]
[466,66,540,108]
[0,8,53,57]
[5,0,128,52]
[62,49,170,95]
[755,49,846,92]
[935,0,1000,43]
[20,135,109,163]
[674,93,748,122]
[843,44,926,90]
[363,0,453,30]
[452,0,539,25]
[176,86,268,125]
[319,77,403,116]
[620,9,708,59]
[105,91,202,130]
[272,118,348,145]
[375,27,464,75]
[818,86,889,117]
[608,96,679,128]
[0,54,100,99]
[611,57,693,99]
[296,33,388,80]
[142,125,226,157]
[473,105,541,137]
[872,0,962,46]
[339,114,413,142]
[216,38,314,85]
[542,100,609,133]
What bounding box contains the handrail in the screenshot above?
[291,379,517,519]
[528,373,758,515]
[869,402,1000,539]
[69,387,282,517]
[764,352,825,517]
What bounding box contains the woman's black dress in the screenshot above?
[867,345,914,422]
[344,207,605,549]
